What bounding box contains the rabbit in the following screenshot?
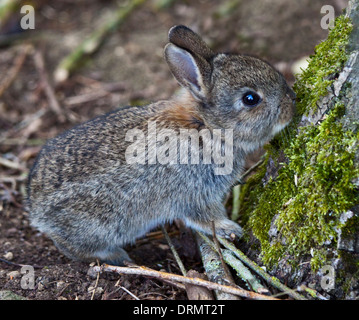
[27,25,295,266]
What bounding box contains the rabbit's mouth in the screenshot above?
[271,121,289,137]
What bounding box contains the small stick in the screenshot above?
[222,249,270,295]
[210,222,235,284]
[118,285,140,300]
[33,49,66,122]
[0,177,15,190]
[0,44,31,97]
[56,282,75,298]
[64,80,128,106]
[233,156,266,186]
[123,261,186,291]
[0,257,43,269]
[184,270,214,300]
[218,237,306,300]
[196,233,239,300]
[90,260,101,300]
[115,280,140,300]
[0,138,45,146]
[161,226,187,276]
[231,155,266,220]
[297,284,327,300]
[231,184,241,221]
[0,157,27,172]
[0,258,24,268]
[198,232,269,295]
[64,91,110,106]
[0,109,47,145]
[93,264,279,300]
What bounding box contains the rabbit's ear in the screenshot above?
[164,43,211,101]
[168,25,214,61]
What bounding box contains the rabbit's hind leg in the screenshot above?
[92,247,133,266]
[51,233,132,266]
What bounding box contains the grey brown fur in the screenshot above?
[27,26,295,265]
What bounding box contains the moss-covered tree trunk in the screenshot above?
[241,0,359,299]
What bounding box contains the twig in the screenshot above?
[0,157,27,172]
[297,285,328,300]
[54,0,148,82]
[221,249,270,295]
[0,175,27,191]
[0,138,45,146]
[196,233,240,300]
[0,258,24,268]
[92,264,279,300]
[161,227,208,299]
[158,278,186,291]
[64,91,110,106]
[231,155,266,220]
[198,232,269,295]
[0,182,22,208]
[0,257,43,269]
[0,174,27,183]
[56,282,75,298]
[137,291,171,300]
[0,108,47,145]
[64,81,127,106]
[231,184,241,221]
[184,270,214,300]
[118,285,140,300]
[161,226,187,276]
[122,261,186,291]
[0,44,32,97]
[91,260,101,300]
[33,49,67,123]
[115,280,140,300]
[135,229,179,245]
[217,237,306,300]
[210,222,235,285]
[233,156,266,186]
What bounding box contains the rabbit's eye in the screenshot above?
[242,91,261,107]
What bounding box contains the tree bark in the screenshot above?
[242,0,359,300]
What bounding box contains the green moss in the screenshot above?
[245,102,359,271]
[293,15,353,115]
[240,15,359,272]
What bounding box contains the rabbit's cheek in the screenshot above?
[277,100,295,128]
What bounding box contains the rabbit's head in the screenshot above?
[164,25,295,153]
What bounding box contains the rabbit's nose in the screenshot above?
[287,88,296,104]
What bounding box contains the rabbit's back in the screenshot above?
[28,103,162,205]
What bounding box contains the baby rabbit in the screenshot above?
[27,25,295,265]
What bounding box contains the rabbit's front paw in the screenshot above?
[214,219,243,240]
